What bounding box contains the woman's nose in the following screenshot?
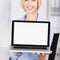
[28,0,32,5]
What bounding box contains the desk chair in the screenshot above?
[48,33,59,60]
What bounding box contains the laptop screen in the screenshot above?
[11,20,50,48]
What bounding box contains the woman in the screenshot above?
[9,0,54,60]
[20,0,41,21]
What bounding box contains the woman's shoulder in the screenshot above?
[38,15,52,22]
[16,15,26,21]
[38,16,49,21]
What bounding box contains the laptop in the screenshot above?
[11,20,52,53]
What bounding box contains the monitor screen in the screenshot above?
[12,20,50,48]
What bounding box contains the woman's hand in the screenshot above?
[33,51,52,60]
[13,52,19,56]
[39,53,46,60]
[33,52,46,60]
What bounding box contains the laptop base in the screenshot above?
[10,46,52,54]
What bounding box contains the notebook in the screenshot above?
[11,20,52,53]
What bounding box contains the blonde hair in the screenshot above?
[21,0,41,10]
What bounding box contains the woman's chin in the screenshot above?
[26,11,35,14]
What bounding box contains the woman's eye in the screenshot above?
[25,0,36,1]
[25,0,28,1]
[32,0,36,1]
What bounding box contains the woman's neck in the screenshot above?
[25,12,38,21]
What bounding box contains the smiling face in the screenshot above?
[22,0,38,14]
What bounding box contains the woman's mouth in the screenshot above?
[26,6,34,10]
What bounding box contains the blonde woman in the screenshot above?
[9,0,54,60]
[20,0,41,21]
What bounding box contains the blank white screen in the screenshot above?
[14,22,48,45]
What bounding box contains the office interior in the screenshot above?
[0,0,60,60]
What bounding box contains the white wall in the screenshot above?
[48,0,60,33]
[0,0,11,60]
[0,0,11,47]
